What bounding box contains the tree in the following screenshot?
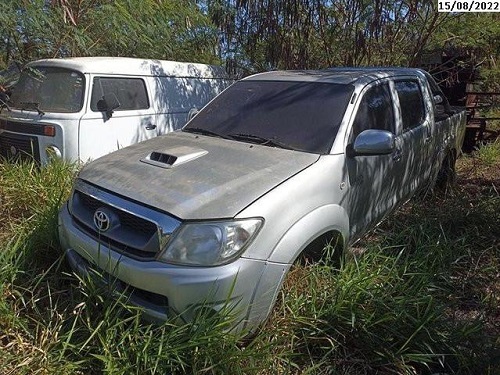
[428,12,500,90]
[0,0,220,70]
[207,0,450,74]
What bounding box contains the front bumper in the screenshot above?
[58,204,288,331]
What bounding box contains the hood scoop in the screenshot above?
[140,146,208,169]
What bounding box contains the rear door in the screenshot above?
[78,75,158,162]
[393,79,431,197]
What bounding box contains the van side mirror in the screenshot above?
[352,129,395,156]
[97,93,120,118]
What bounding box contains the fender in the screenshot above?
[267,204,350,264]
[243,204,350,329]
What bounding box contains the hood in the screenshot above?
[78,132,319,219]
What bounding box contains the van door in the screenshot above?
[153,76,230,135]
[78,75,158,162]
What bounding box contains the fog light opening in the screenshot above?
[195,306,219,320]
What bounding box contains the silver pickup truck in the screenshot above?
[58,68,466,332]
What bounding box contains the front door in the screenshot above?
[346,81,407,239]
[78,75,158,162]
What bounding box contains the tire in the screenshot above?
[296,232,343,269]
[435,151,456,191]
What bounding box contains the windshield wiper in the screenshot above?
[183,127,231,139]
[228,133,294,150]
[0,97,11,112]
[19,101,45,116]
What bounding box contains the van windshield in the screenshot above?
[183,80,354,154]
[9,67,85,113]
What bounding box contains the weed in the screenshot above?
[477,140,500,166]
[0,149,499,374]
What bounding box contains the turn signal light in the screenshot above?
[44,125,56,137]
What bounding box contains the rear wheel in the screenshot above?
[435,151,456,191]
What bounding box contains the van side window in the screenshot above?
[91,77,149,111]
[351,82,394,141]
[395,81,425,131]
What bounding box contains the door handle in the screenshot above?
[145,124,157,130]
[425,125,432,142]
[392,149,402,162]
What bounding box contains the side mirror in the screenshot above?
[433,94,443,104]
[352,129,395,156]
[97,93,120,118]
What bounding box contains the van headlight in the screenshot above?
[45,145,62,159]
[157,219,263,266]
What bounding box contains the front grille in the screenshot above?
[0,119,47,136]
[71,190,161,260]
[76,192,156,237]
[0,132,40,163]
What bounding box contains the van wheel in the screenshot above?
[435,151,456,191]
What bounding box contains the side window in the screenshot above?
[395,80,425,131]
[351,83,395,141]
[90,77,149,111]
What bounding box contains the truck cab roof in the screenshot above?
[244,67,425,85]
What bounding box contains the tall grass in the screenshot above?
[1,142,499,374]
[477,139,500,166]
[263,230,490,374]
[258,142,500,374]
[0,161,265,374]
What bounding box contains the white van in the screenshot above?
[0,57,232,164]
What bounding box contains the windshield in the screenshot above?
[184,80,354,154]
[9,66,85,113]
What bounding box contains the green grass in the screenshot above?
[1,142,499,374]
[477,140,500,166]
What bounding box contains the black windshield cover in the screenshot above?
[184,80,354,154]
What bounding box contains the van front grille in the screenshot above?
[0,132,40,163]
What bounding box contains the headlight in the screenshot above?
[45,145,62,159]
[158,218,263,266]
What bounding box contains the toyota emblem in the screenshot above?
[10,145,17,156]
[93,209,111,232]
